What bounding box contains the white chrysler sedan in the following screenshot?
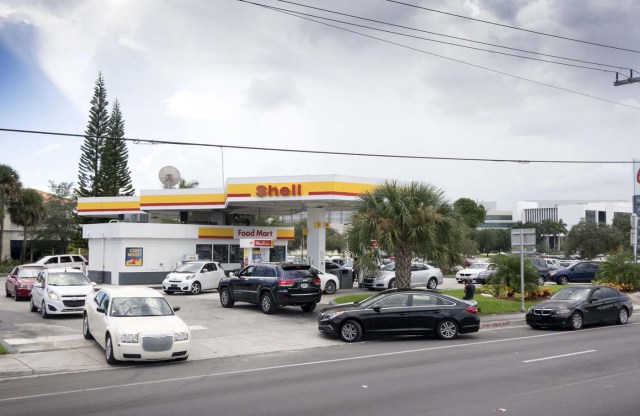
[83,286,191,364]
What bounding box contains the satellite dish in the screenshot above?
[158,166,181,189]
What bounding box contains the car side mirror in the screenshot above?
[590,297,599,303]
[201,270,206,273]
[173,306,181,312]
[373,306,381,313]
[96,307,106,314]
[91,282,97,287]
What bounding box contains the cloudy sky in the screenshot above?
[1,0,640,210]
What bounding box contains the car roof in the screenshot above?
[18,263,45,268]
[98,286,164,297]
[45,268,87,274]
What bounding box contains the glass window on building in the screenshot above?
[229,245,243,263]
[196,244,212,260]
[213,244,229,263]
[598,211,606,224]
[585,210,596,223]
[269,246,286,262]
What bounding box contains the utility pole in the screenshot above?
[614,70,640,86]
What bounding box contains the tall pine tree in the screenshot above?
[99,99,134,196]
[77,73,109,197]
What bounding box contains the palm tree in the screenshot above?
[346,180,463,289]
[8,188,46,262]
[178,179,199,189]
[554,219,568,251]
[0,164,22,261]
[539,219,557,252]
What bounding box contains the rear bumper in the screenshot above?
[274,291,321,306]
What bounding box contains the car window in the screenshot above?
[100,294,111,310]
[253,266,268,277]
[209,263,218,271]
[373,293,410,308]
[240,266,254,277]
[59,256,73,264]
[590,288,602,300]
[94,291,106,306]
[551,287,590,301]
[599,287,619,299]
[44,257,58,265]
[47,272,91,286]
[174,263,203,273]
[411,294,439,306]
[18,267,43,278]
[574,263,587,271]
[10,267,18,275]
[72,255,85,263]
[265,267,277,277]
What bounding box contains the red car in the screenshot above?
[5,264,46,301]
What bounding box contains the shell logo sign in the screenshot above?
[256,184,302,197]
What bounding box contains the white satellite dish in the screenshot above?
[158,166,181,189]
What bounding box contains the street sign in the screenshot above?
[511,228,536,254]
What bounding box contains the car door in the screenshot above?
[364,293,412,334]
[233,266,256,302]
[407,293,445,333]
[87,291,106,340]
[200,263,215,290]
[583,287,605,324]
[92,292,111,341]
[572,262,594,283]
[31,272,46,306]
[7,267,18,296]
[598,287,621,322]
[209,262,225,289]
[409,264,426,287]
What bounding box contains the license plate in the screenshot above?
[171,284,178,288]
[301,283,308,289]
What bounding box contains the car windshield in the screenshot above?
[110,297,175,317]
[550,287,591,301]
[469,263,489,270]
[381,263,396,272]
[18,267,44,278]
[174,263,203,273]
[48,273,90,286]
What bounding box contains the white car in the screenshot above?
[362,262,444,290]
[162,261,225,295]
[83,286,191,364]
[456,263,494,283]
[34,254,88,272]
[30,268,96,318]
[311,267,340,294]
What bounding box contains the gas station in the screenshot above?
[77,175,382,285]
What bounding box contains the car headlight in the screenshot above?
[186,274,195,280]
[325,311,344,320]
[174,332,189,341]
[527,306,534,313]
[47,290,59,300]
[555,308,572,315]
[121,333,138,343]
[549,271,557,277]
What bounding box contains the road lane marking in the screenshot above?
[1,321,638,402]
[522,350,596,363]
[3,335,85,345]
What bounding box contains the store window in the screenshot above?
[196,244,212,260]
[213,244,229,263]
[230,245,243,263]
[269,246,286,263]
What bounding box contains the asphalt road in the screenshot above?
[1,320,639,416]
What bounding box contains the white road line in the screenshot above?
[3,335,85,345]
[522,350,596,363]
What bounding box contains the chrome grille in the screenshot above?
[141,335,173,352]
[533,308,553,316]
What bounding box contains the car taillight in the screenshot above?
[313,277,321,285]
[465,306,478,314]
[278,279,295,287]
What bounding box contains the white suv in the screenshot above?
[30,268,96,318]
[35,254,88,272]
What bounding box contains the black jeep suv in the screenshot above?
[218,263,322,314]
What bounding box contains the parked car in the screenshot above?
[83,286,190,364]
[530,257,551,285]
[526,285,633,330]
[317,289,480,342]
[475,264,498,284]
[218,262,322,314]
[34,254,88,271]
[455,263,493,284]
[549,261,601,285]
[5,263,46,301]
[362,262,443,290]
[162,261,225,295]
[30,268,96,318]
[311,267,340,295]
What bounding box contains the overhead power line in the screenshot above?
[238,1,640,111]
[385,0,640,54]
[0,128,636,165]
[272,0,635,73]
[253,1,627,76]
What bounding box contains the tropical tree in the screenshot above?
[612,214,632,250]
[31,181,81,254]
[178,179,200,189]
[326,227,345,254]
[539,219,557,252]
[0,164,22,260]
[8,188,46,262]
[486,254,540,294]
[453,198,486,228]
[346,180,463,289]
[99,99,134,196]
[563,220,622,259]
[595,251,640,290]
[77,73,110,197]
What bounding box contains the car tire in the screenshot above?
[537,276,545,286]
[30,297,38,312]
[427,278,438,290]
[569,312,583,330]
[260,292,277,314]
[5,286,11,297]
[219,287,235,308]
[388,278,397,289]
[558,276,569,285]
[324,280,337,294]
[189,282,201,295]
[82,314,94,340]
[436,319,459,340]
[301,302,316,313]
[339,320,362,343]
[41,301,50,319]
[13,292,20,301]
[617,307,629,325]
[105,334,119,365]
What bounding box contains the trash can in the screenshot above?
[338,269,353,290]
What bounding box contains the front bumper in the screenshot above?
[525,313,570,328]
[162,279,193,292]
[114,338,191,361]
[44,298,86,315]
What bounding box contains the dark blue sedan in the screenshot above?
[549,261,601,285]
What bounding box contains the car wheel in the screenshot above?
[388,278,397,289]
[260,292,277,314]
[324,280,337,294]
[427,278,438,290]
[537,276,545,286]
[301,302,316,313]
[82,314,93,340]
[569,312,583,330]
[617,307,629,325]
[41,301,50,319]
[105,334,119,365]
[5,286,11,297]
[436,319,459,340]
[339,320,362,342]
[558,276,569,285]
[189,282,201,295]
[13,292,20,301]
[219,287,235,308]
[30,297,38,312]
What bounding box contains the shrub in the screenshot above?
[595,252,640,291]
[488,255,540,293]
